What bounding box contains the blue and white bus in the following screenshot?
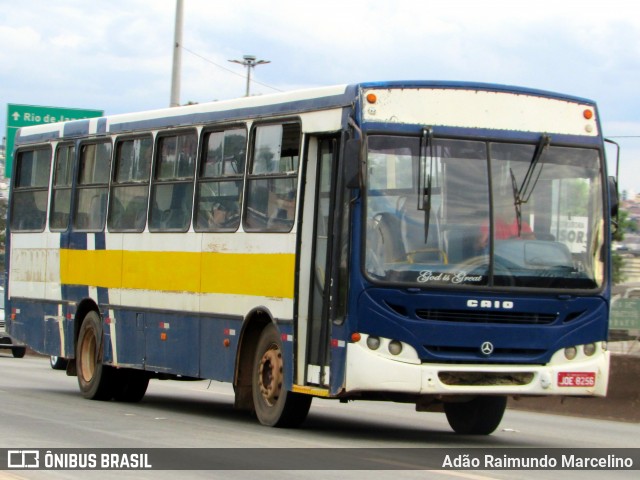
[6,81,616,434]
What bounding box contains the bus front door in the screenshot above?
[299,136,339,389]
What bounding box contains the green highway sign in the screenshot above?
[610,298,640,331]
[5,104,103,177]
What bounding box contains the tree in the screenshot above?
[612,209,637,285]
[612,209,635,242]
[0,198,7,272]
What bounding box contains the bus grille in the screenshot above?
[415,309,558,325]
[424,345,547,358]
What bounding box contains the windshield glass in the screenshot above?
[364,135,605,290]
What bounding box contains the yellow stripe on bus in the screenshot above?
[292,385,331,397]
[60,249,296,299]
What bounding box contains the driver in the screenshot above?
[478,199,534,249]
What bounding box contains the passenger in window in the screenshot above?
[207,201,239,229]
[271,190,296,222]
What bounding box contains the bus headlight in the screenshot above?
[564,346,578,360]
[583,343,596,356]
[388,340,403,356]
[366,336,381,350]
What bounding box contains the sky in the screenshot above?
[1,0,640,193]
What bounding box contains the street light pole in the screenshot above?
[169,0,184,107]
[228,55,270,97]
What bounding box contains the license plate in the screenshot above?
[557,372,596,387]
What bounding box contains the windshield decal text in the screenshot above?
[417,270,483,284]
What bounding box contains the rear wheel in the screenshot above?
[12,346,27,358]
[76,311,114,400]
[444,396,507,435]
[252,324,311,427]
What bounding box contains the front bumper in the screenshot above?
[345,335,609,397]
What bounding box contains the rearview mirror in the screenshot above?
[344,138,361,189]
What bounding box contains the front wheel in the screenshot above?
[252,324,311,427]
[112,369,150,403]
[76,311,114,400]
[444,396,507,435]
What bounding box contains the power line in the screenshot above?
[180,45,283,94]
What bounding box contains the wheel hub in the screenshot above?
[258,345,283,406]
[79,333,96,383]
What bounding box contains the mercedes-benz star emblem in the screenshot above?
[480,341,494,356]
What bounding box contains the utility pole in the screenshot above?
[169,0,184,107]
[228,55,270,97]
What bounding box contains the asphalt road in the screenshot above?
[0,354,638,480]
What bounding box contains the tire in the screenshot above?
[444,396,507,435]
[112,369,150,403]
[252,324,312,427]
[50,355,68,370]
[76,311,114,400]
[12,346,27,358]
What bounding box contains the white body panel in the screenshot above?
[362,88,598,136]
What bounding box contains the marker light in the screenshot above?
[351,332,362,343]
[583,109,594,120]
[583,343,596,356]
[366,93,377,104]
[366,336,381,350]
[564,346,578,360]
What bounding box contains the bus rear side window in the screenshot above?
[195,128,246,232]
[50,143,75,231]
[149,131,197,232]
[109,136,153,232]
[73,141,112,232]
[11,146,52,232]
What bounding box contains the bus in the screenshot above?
[5,81,617,435]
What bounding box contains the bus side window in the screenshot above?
[244,123,300,233]
[50,143,75,231]
[10,147,52,232]
[108,136,152,232]
[73,142,112,232]
[148,131,197,232]
[194,128,246,232]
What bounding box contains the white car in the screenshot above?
[0,287,27,358]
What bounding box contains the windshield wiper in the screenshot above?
[510,134,551,235]
[418,127,434,244]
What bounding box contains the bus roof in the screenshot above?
[14,80,596,145]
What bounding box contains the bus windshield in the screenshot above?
[364,135,605,290]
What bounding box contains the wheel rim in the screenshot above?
[258,344,283,407]
[79,330,97,383]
